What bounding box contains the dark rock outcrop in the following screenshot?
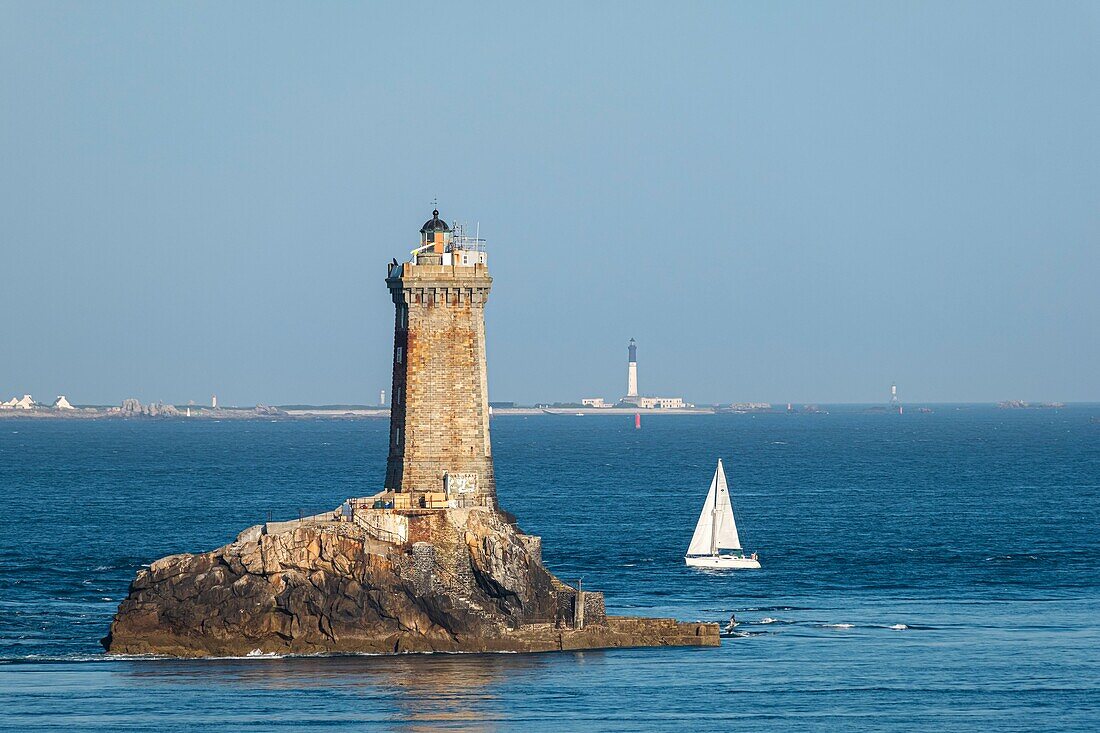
[104,507,718,656]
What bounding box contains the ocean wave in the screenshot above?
[0,649,464,664]
[0,653,114,664]
[759,617,778,624]
[742,606,808,612]
[722,629,769,639]
[822,623,854,629]
[887,624,908,630]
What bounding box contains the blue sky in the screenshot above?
[1,2,1097,405]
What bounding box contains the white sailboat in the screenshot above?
[685,459,760,569]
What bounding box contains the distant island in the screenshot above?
[0,395,1078,420]
[996,400,1065,410]
[0,396,387,420]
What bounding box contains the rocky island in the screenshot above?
[104,504,716,656]
[104,211,719,656]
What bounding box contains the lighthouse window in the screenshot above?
[396,346,404,364]
[394,428,401,445]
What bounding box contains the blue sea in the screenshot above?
[1,407,1098,731]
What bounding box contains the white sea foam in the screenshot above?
[722,630,751,638]
[888,624,908,630]
[823,623,853,629]
[759,617,778,624]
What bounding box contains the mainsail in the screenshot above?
[686,459,742,556]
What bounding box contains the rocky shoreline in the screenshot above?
[103,506,718,657]
[0,405,721,420]
[0,404,387,420]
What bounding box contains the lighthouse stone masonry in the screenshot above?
[385,210,494,506]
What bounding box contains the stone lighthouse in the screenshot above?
[384,210,495,507]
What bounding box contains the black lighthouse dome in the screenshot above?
[420,209,450,235]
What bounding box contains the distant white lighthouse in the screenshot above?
[890,383,898,404]
[212,394,218,409]
[380,389,386,407]
[627,338,638,398]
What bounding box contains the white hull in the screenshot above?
[685,554,761,570]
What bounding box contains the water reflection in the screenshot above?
[117,652,569,730]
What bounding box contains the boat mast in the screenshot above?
[710,463,719,556]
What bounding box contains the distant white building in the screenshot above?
[212,394,218,409]
[13,395,35,410]
[629,396,687,409]
[53,395,75,410]
[581,398,610,408]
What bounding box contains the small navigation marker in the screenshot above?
[635,412,641,430]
